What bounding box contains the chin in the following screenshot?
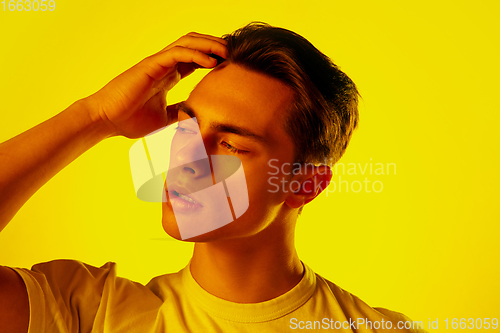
[161,217,225,243]
[161,202,182,240]
[160,197,238,242]
[160,203,220,242]
[162,223,183,240]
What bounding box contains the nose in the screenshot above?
[176,140,209,170]
[167,124,215,193]
[172,131,212,176]
[177,158,211,180]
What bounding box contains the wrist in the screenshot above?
[75,97,118,139]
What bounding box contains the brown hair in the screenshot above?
[223,22,360,167]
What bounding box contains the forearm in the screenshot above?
[0,98,113,231]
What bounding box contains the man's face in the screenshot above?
[162,63,297,241]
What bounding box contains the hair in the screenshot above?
[222,22,360,167]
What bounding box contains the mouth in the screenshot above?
[167,185,204,213]
[171,190,198,204]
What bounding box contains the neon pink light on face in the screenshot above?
[129,118,249,240]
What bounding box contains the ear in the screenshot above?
[284,165,332,209]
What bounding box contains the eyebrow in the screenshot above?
[178,102,270,146]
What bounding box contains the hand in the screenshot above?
[84,32,227,138]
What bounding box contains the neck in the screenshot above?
[189,216,303,303]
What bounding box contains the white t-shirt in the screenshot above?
[12,260,427,332]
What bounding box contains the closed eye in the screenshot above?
[220,141,249,155]
[175,126,197,134]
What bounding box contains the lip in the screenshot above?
[167,184,203,213]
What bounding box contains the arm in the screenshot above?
[0,32,227,332]
[0,99,111,230]
[0,32,227,231]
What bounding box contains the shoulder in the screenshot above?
[373,307,429,333]
[14,259,115,292]
[313,272,428,332]
[16,259,116,297]
[31,258,116,279]
[9,259,118,333]
[145,265,185,300]
[12,259,165,332]
[23,259,162,301]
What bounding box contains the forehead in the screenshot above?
[185,63,295,148]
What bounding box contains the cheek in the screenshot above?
[245,177,282,211]
[243,161,290,205]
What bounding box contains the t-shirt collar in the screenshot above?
[181,261,316,323]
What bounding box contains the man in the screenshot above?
[0,23,425,332]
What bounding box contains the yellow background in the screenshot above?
[1,0,499,330]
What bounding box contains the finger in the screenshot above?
[164,46,218,69]
[177,59,222,80]
[208,53,226,66]
[177,63,197,79]
[185,32,227,45]
[162,35,227,59]
[142,46,217,81]
[162,32,227,52]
